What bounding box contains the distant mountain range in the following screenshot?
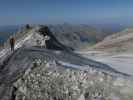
[0,25,20,33]
[0,25,19,44]
[0,23,126,48]
[48,23,125,49]
[0,25,24,45]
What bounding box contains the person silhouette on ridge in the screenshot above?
[10,36,15,52]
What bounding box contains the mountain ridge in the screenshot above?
[93,28,133,53]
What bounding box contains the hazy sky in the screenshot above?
[0,0,133,25]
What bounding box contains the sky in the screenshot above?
[0,0,133,25]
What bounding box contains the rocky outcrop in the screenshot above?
[13,57,133,100]
[38,26,74,52]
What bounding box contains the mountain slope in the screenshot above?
[93,28,133,53]
[49,24,113,49]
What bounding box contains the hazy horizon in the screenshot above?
[0,0,133,25]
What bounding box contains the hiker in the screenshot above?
[10,36,15,52]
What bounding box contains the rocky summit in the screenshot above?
[0,25,133,100]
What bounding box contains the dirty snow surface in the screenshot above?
[77,51,133,75]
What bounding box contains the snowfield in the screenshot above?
[77,51,133,75]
